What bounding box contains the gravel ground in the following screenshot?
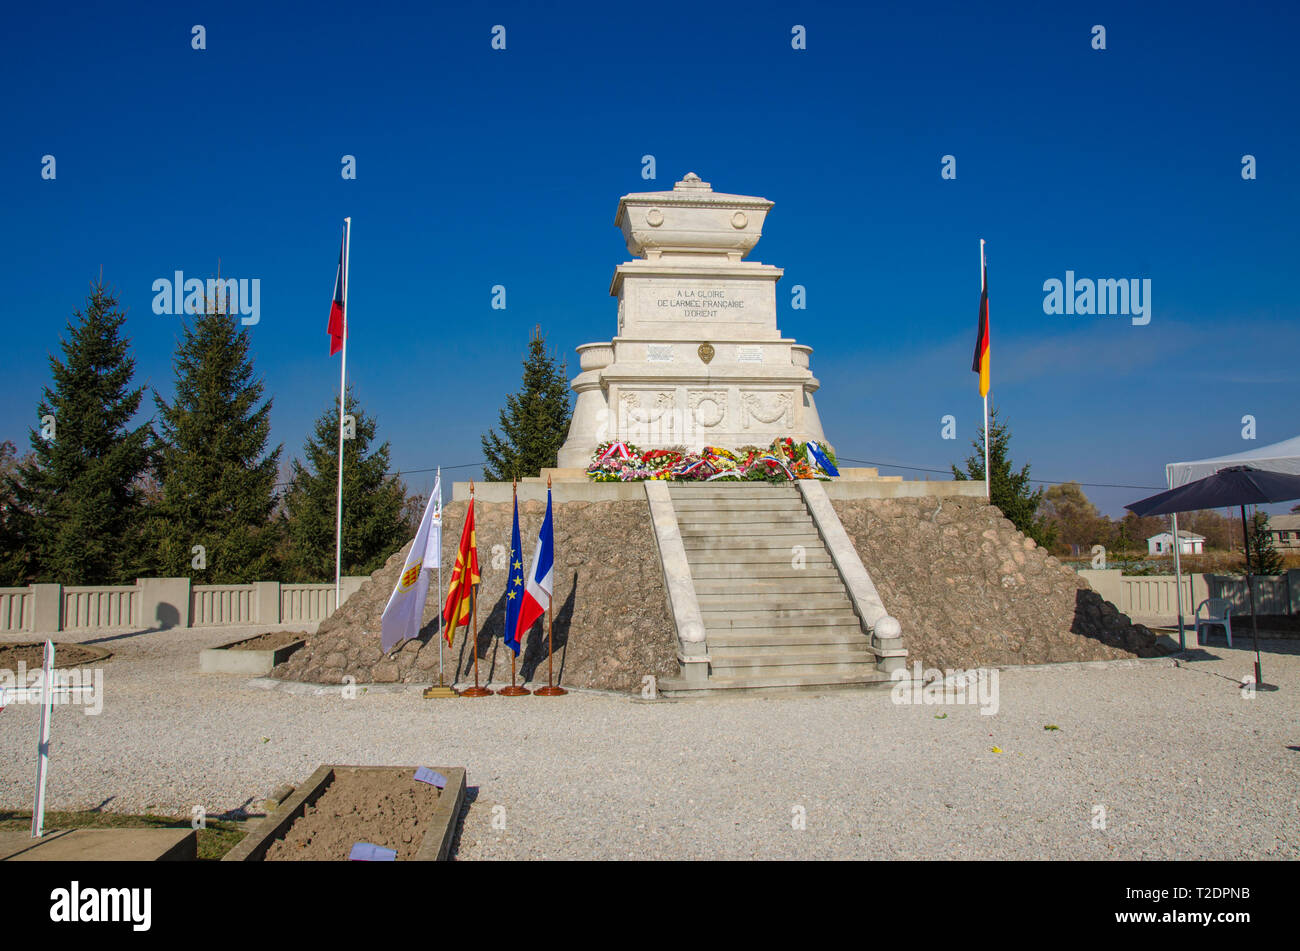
[2,624,1297,860]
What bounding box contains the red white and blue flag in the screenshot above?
[514,488,554,643]
[328,224,348,355]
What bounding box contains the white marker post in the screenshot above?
[0,640,95,837]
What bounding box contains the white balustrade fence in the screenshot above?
[0,577,366,634]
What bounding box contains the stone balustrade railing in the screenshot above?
[0,576,368,635]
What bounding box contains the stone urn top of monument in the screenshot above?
[615,172,774,262]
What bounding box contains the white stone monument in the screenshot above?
[556,173,829,468]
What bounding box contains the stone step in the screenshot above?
[709,630,868,648]
[671,499,807,512]
[710,643,871,660]
[687,563,840,579]
[658,670,893,696]
[684,552,834,568]
[667,487,800,499]
[696,593,855,612]
[679,523,814,537]
[702,610,862,627]
[710,657,878,677]
[692,577,846,595]
[674,510,812,525]
[681,536,823,551]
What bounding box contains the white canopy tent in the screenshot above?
[1161,433,1300,648]
[1167,434,1300,488]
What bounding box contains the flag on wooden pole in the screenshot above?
[441,496,480,645]
[503,489,526,656]
[515,487,554,644]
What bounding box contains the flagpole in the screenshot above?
[500,478,530,696]
[535,475,566,697]
[462,481,493,697]
[980,238,990,501]
[334,217,352,607]
[423,468,459,699]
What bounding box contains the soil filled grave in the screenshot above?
[0,642,110,669]
[262,767,444,861]
[225,631,308,651]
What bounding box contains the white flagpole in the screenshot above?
[334,217,351,607]
[436,468,444,684]
[981,239,990,500]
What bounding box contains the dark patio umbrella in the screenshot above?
[1126,465,1300,689]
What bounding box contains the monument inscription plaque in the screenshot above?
[556,172,829,466]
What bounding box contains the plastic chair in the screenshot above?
[1195,598,1233,647]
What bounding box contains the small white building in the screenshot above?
[1267,514,1300,550]
[1147,531,1205,555]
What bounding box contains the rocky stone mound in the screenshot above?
[832,496,1162,669]
[271,499,679,693]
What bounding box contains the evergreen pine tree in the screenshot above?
[5,283,153,584]
[0,441,31,585]
[149,300,281,582]
[1246,509,1285,576]
[952,404,1056,548]
[281,386,409,582]
[481,326,573,480]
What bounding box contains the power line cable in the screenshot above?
[837,457,1165,491]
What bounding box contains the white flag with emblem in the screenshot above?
[380,473,441,653]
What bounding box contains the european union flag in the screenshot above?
[503,493,526,655]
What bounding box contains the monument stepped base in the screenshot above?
[276,478,1159,696]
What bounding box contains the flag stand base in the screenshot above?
[534,686,567,697]
[460,686,494,697]
[423,685,459,699]
[498,685,531,697]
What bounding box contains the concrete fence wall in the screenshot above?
[1206,573,1295,616]
[0,588,32,633]
[62,585,139,631]
[1079,568,1300,622]
[0,576,367,635]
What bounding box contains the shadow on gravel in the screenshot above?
[82,628,168,645]
[446,785,479,861]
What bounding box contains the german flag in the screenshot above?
[441,498,479,645]
[972,256,990,397]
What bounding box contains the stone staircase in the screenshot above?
[661,483,892,695]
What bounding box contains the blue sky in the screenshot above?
[3,1,1297,515]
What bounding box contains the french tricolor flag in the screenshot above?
[514,488,554,643]
[328,224,348,355]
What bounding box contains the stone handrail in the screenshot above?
[797,480,907,673]
[643,481,710,684]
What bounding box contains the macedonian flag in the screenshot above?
[441,498,480,645]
